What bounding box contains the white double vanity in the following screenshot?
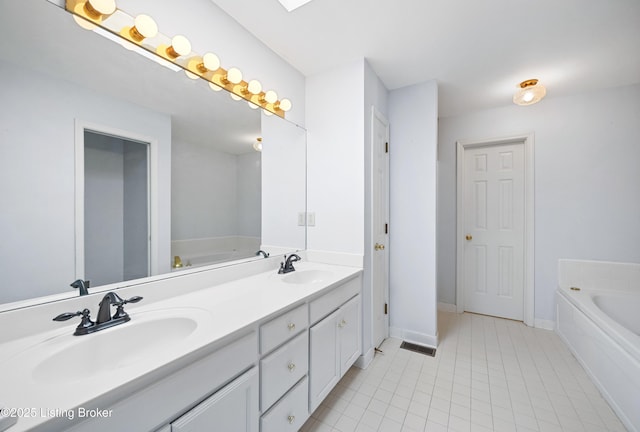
[0,255,363,431]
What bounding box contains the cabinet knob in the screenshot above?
[287,322,295,330]
[288,362,296,371]
[287,415,295,424]
[465,234,473,241]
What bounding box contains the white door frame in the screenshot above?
[75,119,158,280]
[456,134,535,326]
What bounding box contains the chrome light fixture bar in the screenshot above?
[65,0,292,118]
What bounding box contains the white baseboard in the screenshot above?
[390,327,438,348]
[534,318,555,330]
[437,302,457,312]
[354,347,374,369]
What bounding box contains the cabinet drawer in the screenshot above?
[310,276,360,324]
[260,303,308,354]
[260,332,308,410]
[261,377,309,432]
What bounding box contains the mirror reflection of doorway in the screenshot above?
[83,130,150,286]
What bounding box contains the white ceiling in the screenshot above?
[211,0,640,117]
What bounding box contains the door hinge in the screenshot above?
[384,303,388,315]
[385,223,388,234]
[385,142,389,153]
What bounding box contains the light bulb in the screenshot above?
[253,138,263,152]
[130,14,158,41]
[166,35,191,58]
[264,90,278,104]
[247,80,262,95]
[226,67,243,84]
[84,0,116,19]
[209,82,222,92]
[184,70,199,80]
[202,53,220,71]
[278,98,292,112]
[513,79,546,106]
[248,101,260,109]
[230,93,242,101]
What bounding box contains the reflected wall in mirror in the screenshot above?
[0,0,306,309]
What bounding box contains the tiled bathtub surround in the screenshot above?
[303,312,627,432]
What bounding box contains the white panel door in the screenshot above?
[371,107,389,348]
[463,143,525,320]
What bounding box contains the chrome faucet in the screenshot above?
[278,254,301,274]
[70,279,90,296]
[53,292,143,336]
[256,250,270,258]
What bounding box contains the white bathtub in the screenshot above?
[556,260,640,432]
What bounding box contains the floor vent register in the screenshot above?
[400,341,436,357]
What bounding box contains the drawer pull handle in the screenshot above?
[288,363,296,371]
[287,322,295,330]
[287,415,295,424]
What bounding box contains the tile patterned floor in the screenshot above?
[301,311,628,432]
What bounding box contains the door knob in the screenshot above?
[374,243,385,251]
[465,235,472,241]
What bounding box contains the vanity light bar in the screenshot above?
[65,0,292,118]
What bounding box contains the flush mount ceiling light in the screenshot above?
[65,0,293,118]
[277,0,314,12]
[513,79,547,106]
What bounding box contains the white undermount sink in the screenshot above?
[282,269,333,284]
[32,308,207,383]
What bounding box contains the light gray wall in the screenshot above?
[261,114,306,250]
[0,59,171,304]
[123,141,149,282]
[171,139,238,240]
[388,80,439,346]
[305,59,365,255]
[171,139,262,242]
[437,83,640,322]
[237,151,262,238]
[85,134,125,286]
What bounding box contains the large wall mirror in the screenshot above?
[0,0,306,310]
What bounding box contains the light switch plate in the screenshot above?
[297,212,306,226]
[307,212,316,226]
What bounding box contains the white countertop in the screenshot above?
[0,261,361,431]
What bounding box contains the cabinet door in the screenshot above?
[339,295,361,376]
[309,309,340,412]
[171,368,258,432]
